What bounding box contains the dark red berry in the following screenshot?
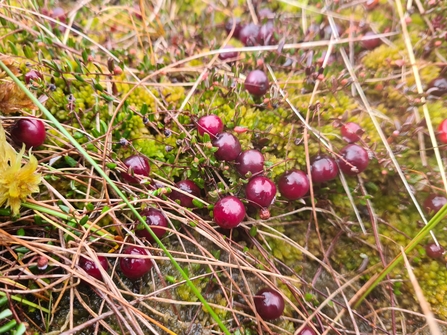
[213,196,246,229]
[239,23,260,46]
[341,122,363,143]
[245,176,277,208]
[133,4,143,20]
[438,119,447,144]
[361,31,381,50]
[121,155,150,184]
[428,77,447,97]
[235,149,264,176]
[310,155,339,183]
[169,180,201,208]
[197,115,224,138]
[212,132,242,161]
[425,243,445,259]
[254,288,284,320]
[423,194,447,215]
[218,45,239,62]
[244,70,269,97]
[25,70,43,84]
[79,256,108,281]
[135,208,168,242]
[257,22,277,45]
[10,118,46,149]
[278,170,310,200]
[225,18,243,38]
[338,144,369,176]
[120,246,152,280]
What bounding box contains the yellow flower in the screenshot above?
[0,123,41,216]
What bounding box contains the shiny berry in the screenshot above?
[25,70,43,84]
[257,22,276,45]
[212,132,241,161]
[338,144,369,176]
[11,118,46,149]
[121,155,150,184]
[218,45,239,62]
[120,246,152,280]
[438,119,447,144]
[239,23,260,46]
[135,208,168,242]
[235,149,264,176]
[225,18,243,38]
[213,196,246,229]
[310,155,339,183]
[278,170,310,200]
[197,115,224,138]
[254,288,284,320]
[423,194,447,215]
[245,176,277,208]
[428,77,447,97]
[244,70,269,97]
[361,31,381,50]
[341,122,363,143]
[169,180,201,208]
[425,243,445,259]
[79,256,108,281]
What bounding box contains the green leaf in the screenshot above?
[79,216,89,225]
[140,103,148,115]
[249,226,257,237]
[192,198,204,209]
[0,308,12,320]
[14,323,26,335]
[0,319,16,333]
[17,228,25,236]
[106,162,117,169]
[64,156,77,167]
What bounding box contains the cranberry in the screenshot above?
[239,23,260,46]
[120,246,152,280]
[361,31,381,50]
[278,170,310,200]
[212,132,242,161]
[121,155,150,184]
[213,196,246,229]
[79,256,108,281]
[423,194,447,215]
[257,22,277,45]
[428,77,447,97]
[235,149,264,176]
[425,243,445,259]
[244,70,269,97]
[245,176,277,208]
[338,144,369,176]
[254,288,284,320]
[438,119,447,144]
[341,122,363,143]
[218,45,239,62]
[24,70,43,84]
[133,4,142,20]
[225,18,243,38]
[197,115,224,138]
[135,208,168,242]
[169,180,201,208]
[10,118,46,149]
[310,155,339,183]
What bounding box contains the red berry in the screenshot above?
[254,288,284,320]
[218,45,239,62]
[121,155,150,184]
[169,180,201,208]
[244,70,269,97]
[79,256,108,281]
[197,115,224,138]
[361,31,381,50]
[438,119,447,144]
[25,70,43,84]
[135,208,168,242]
[120,246,152,280]
[235,149,264,176]
[338,144,369,176]
[239,23,260,46]
[341,122,363,143]
[428,77,447,97]
[310,155,339,183]
[245,176,277,208]
[225,18,243,38]
[425,243,445,259]
[278,169,310,200]
[213,196,246,229]
[257,22,277,45]
[10,118,46,149]
[423,194,447,215]
[212,132,242,161]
